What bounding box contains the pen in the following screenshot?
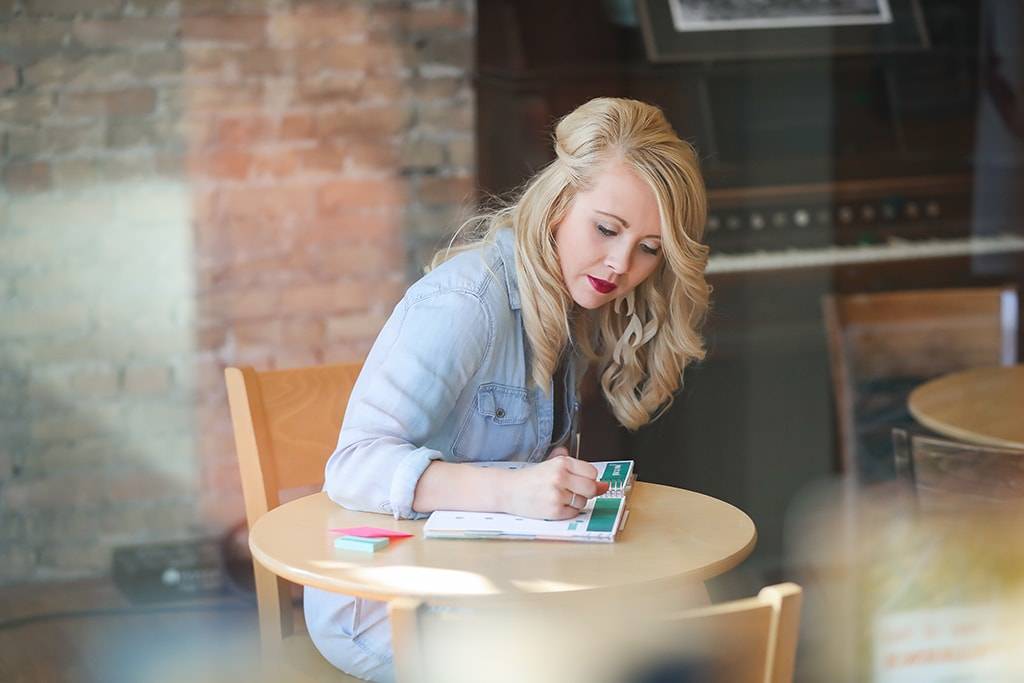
[568,400,581,460]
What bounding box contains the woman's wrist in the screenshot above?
[489,468,514,513]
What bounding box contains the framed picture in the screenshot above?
[637,0,930,62]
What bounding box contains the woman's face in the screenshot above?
[554,161,663,310]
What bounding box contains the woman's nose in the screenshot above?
[606,244,632,274]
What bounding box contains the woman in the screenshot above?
[304,97,710,681]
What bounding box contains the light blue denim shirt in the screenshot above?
[305,227,582,681]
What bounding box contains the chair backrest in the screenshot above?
[893,428,1024,513]
[823,286,1018,477]
[224,363,361,650]
[389,583,803,683]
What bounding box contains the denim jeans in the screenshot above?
[304,587,394,682]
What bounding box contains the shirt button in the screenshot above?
[495,408,506,418]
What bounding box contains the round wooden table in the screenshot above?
[908,365,1024,450]
[248,483,756,607]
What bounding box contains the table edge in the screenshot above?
[249,485,758,604]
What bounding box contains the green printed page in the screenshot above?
[424,459,634,542]
[586,497,622,532]
[598,461,632,488]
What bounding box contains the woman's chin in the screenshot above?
[570,288,609,310]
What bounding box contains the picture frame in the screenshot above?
[636,0,930,63]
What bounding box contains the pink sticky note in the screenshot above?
[329,526,414,539]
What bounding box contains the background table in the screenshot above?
[908,365,1024,450]
[249,482,756,607]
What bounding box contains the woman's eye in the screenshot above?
[597,224,616,237]
[640,243,661,255]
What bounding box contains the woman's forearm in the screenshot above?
[411,461,510,514]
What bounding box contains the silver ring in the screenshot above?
[569,493,578,508]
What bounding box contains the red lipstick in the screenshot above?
[587,275,617,294]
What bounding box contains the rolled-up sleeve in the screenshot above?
[323,289,492,519]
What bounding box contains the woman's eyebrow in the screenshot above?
[595,210,661,239]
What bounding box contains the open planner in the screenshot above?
[423,460,635,543]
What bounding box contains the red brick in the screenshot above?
[238,47,285,77]
[325,311,388,342]
[313,242,399,277]
[280,281,370,314]
[344,141,400,173]
[185,44,281,79]
[182,15,266,44]
[317,178,407,213]
[185,84,262,112]
[273,347,325,370]
[268,8,368,46]
[2,161,52,193]
[295,211,404,246]
[202,250,307,288]
[201,285,283,321]
[60,87,156,117]
[188,148,252,180]
[294,74,362,102]
[296,145,347,173]
[231,344,276,368]
[211,114,272,146]
[231,319,281,346]
[295,43,399,77]
[281,317,325,346]
[225,220,291,256]
[322,342,370,365]
[249,149,300,179]
[358,76,406,102]
[216,184,314,227]
[279,112,315,140]
[72,18,179,48]
[409,6,470,31]
[316,104,410,138]
[418,175,474,205]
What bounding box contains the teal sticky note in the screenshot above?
[334,535,389,552]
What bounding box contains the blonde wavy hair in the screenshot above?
[430,97,710,430]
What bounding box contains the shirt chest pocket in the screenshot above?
[451,383,533,461]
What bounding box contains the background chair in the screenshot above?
[822,286,1018,482]
[389,583,802,683]
[225,363,362,682]
[892,428,1024,513]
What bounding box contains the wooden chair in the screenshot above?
[388,583,802,683]
[225,363,363,682]
[892,428,1024,513]
[822,286,1018,482]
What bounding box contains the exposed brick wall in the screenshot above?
[0,0,475,582]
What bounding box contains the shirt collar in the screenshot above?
[494,227,522,311]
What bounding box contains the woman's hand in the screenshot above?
[499,448,610,520]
